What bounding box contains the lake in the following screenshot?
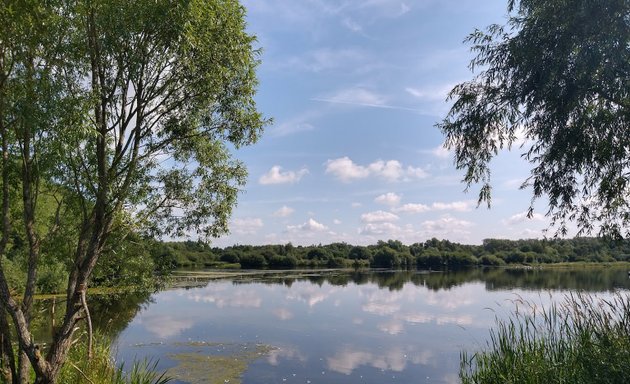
[106,267,630,384]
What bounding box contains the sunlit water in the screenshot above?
[110,268,630,384]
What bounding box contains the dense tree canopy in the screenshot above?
[0,0,267,382]
[437,0,630,238]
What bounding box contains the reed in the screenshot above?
[57,332,170,384]
[461,292,630,384]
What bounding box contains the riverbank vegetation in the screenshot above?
[154,237,630,270]
[460,293,630,384]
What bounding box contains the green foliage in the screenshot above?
[461,293,630,384]
[57,332,170,384]
[150,236,630,272]
[438,0,630,238]
[36,260,68,294]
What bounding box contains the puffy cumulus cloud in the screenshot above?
[392,203,430,214]
[287,218,329,232]
[504,211,546,226]
[393,200,474,214]
[358,222,401,236]
[273,205,295,217]
[325,157,428,183]
[324,157,370,182]
[361,210,400,223]
[421,216,472,232]
[231,218,264,235]
[259,165,308,185]
[431,200,474,212]
[374,192,402,206]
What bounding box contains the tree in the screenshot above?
[0,1,267,383]
[437,0,630,238]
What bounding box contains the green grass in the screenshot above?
[57,332,171,384]
[461,292,630,384]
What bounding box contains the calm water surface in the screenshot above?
[110,268,630,384]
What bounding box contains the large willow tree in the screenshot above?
[438,0,630,238]
[0,0,267,382]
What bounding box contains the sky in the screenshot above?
[212,0,556,247]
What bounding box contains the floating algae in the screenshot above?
[167,343,275,384]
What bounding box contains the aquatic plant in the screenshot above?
[460,292,630,384]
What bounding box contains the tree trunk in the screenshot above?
[0,308,17,384]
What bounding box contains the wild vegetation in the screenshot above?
[155,237,630,270]
[0,0,267,382]
[444,0,630,382]
[460,293,630,384]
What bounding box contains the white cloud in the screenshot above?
[421,216,472,232]
[287,218,329,232]
[361,210,400,223]
[405,83,454,102]
[314,88,425,112]
[333,219,342,225]
[273,205,295,217]
[393,200,473,214]
[325,157,429,182]
[431,144,451,159]
[351,202,363,208]
[504,211,546,226]
[259,166,309,185]
[374,192,402,206]
[393,203,430,214]
[358,222,401,236]
[325,157,370,182]
[431,200,473,212]
[231,218,264,235]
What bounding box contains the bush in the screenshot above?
[479,254,506,266]
[326,257,347,268]
[267,255,297,269]
[238,253,266,269]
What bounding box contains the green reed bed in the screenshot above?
[461,292,630,384]
[56,332,170,384]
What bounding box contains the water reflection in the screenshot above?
[40,267,630,384]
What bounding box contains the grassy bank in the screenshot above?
[461,292,630,383]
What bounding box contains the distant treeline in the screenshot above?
[152,237,630,270]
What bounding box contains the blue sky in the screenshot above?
[213,0,554,247]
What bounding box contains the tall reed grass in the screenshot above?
[460,292,630,384]
[57,332,170,384]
